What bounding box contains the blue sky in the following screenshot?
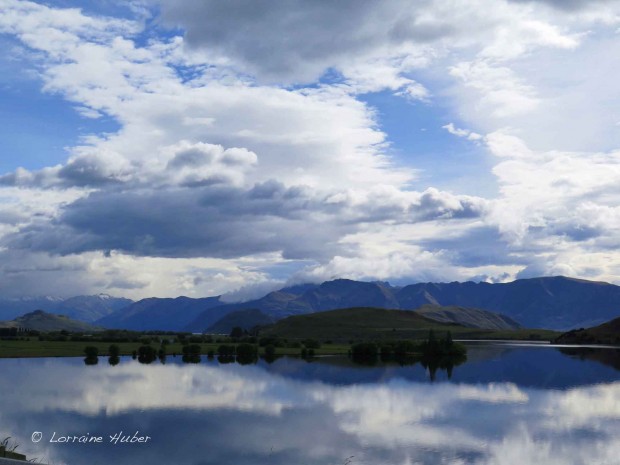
[1,0,620,299]
[360,91,498,197]
[0,76,120,173]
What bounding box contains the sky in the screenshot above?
[1,0,620,300]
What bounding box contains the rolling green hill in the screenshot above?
[0,310,103,333]
[554,315,620,345]
[261,307,471,341]
[259,306,558,342]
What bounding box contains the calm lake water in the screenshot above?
[1,342,620,465]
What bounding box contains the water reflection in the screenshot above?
[559,347,620,371]
[0,346,618,465]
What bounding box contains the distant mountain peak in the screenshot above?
[26,309,46,316]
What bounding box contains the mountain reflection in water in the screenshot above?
[0,343,618,465]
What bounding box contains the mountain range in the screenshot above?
[97,275,620,331]
[97,296,222,331]
[2,276,620,332]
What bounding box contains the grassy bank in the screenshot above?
[0,338,353,358]
[0,311,560,359]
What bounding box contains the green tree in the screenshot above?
[182,344,201,356]
[350,342,378,363]
[217,344,235,357]
[84,346,99,365]
[108,344,120,357]
[138,345,157,364]
[264,344,276,357]
[84,346,99,358]
[182,344,201,363]
[236,343,258,365]
[229,326,244,339]
[302,338,321,349]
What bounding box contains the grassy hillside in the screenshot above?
[207,309,275,334]
[555,315,620,345]
[260,307,559,342]
[260,307,458,341]
[0,310,102,332]
[414,304,521,330]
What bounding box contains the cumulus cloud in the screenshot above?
[2,0,620,296]
[450,61,540,118]
[159,0,438,85]
[485,133,620,281]
[159,0,582,85]
[2,181,486,261]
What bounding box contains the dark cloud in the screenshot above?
[159,0,452,83]
[57,157,124,187]
[0,168,56,188]
[418,226,526,268]
[0,155,126,188]
[526,222,602,243]
[556,224,602,241]
[508,0,618,11]
[413,188,485,221]
[3,183,348,260]
[0,249,95,298]
[2,180,485,262]
[167,146,217,169]
[0,210,27,225]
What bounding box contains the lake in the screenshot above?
[1,342,619,465]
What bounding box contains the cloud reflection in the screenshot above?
[0,358,618,465]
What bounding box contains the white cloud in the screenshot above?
[485,129,534,158]
[449,61,540,118]
[484,132,620,282]
[2,0,620,296]
[443,123,483,141]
